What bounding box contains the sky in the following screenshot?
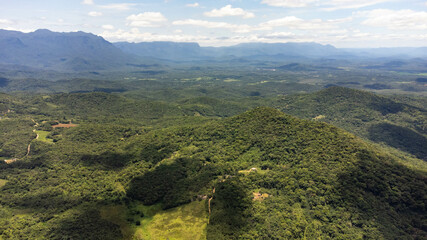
[1,0,427,47]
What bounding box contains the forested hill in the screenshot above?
[1,107,426,239]
[276,86,427,161]
[125,107,427,239]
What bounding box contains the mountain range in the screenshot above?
[0,29,134,71]
[1,29,427,72]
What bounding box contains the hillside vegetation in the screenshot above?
[277,86,427,161]
[0,29,427,239]
[1,105,426,239]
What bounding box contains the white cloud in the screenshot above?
[262,0,390,10]
[260,16,337,30]
[100,28,209,43]
[263,32,296,39]
[172,16,346,34]
[207,34,319,46]
[88,11,103,17]
[172,19,257,33]
[358,9,427,30]
[102,24,114,30]
[126,12,167,27]
[100,28,274,46]
[99,27,427,47]
[0,19,13,24]
[99,3,135,11]
[204,5,255,18]
[1,27,35,33]
[186,3,199,7]
[81,0,94,5]
[322,0,390,11]
[261,0,317,8]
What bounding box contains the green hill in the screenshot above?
[276,86,427,161]
[123,107,427,239]
[1,107,425,239]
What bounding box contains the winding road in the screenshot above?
[4,119,39,163]
[208,187,215,224]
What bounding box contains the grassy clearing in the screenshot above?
[223,78,240,82]
[248,81,270,85]
[46,102,58,108]
[144,200,207,240]
[101,200,208,240]
[238,168,268,175]
[0,179,8,188]
[35,130,53,143]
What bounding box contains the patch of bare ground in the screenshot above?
[52,123,78,128]
[4,158,18,164]
[253,192,269,201]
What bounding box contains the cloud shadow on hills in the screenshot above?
[336,149,427,239]
[368,123,427,160]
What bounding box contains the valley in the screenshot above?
[0,29,426,240]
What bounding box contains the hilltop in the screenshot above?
[1,107,426,239]
[0,29,136,71]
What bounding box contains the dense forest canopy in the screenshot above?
[1,85,426,239]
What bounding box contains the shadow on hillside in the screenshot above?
[337,149,427,239]
[368,123,427,160]
[127,157,220,209]
[127,161,187,208]
[0,181,83,210]
[47,205,123,240]
[206,178,253,239]
[80,151,131,170]
[369,101,403,115]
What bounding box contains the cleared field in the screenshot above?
[35,130,53,143]
[101,200,208,240]
[144,200,207,240]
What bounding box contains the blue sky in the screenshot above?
[1,0,427,47]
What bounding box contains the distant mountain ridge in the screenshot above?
[114,41,203,61]
[0,29,135,71]
[114,41,346,61]
[343,47,427,58]
[1,29,427,72]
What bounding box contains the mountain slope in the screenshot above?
[123,107,427,239]
[114,41,203,61]
[277,87,427,161]
[1,107,426,239]
[0,29,135,71]
[216,42,343,58]
[114,41,345,61]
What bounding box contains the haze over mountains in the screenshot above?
[1,29,427,72]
